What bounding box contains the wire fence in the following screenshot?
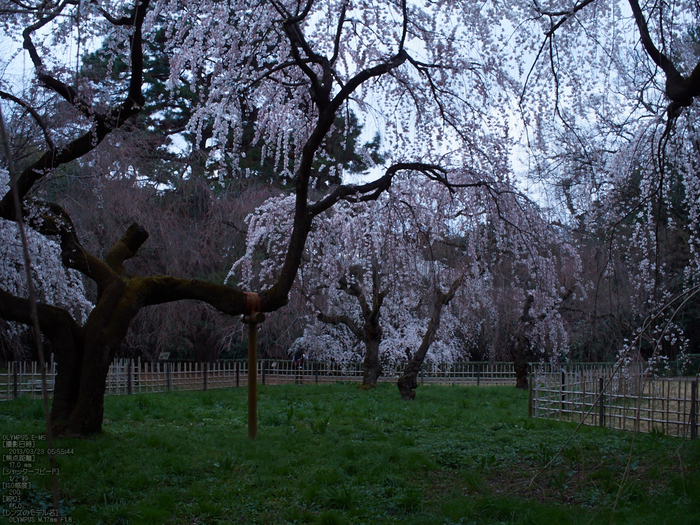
[1,359,518,400]
[529,363,699,438]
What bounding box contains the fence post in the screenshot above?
[166,362,171,392]
[314,362,319,384]
[477,363,481,387]
[127,358,133,395]
[243,312,265,440]
[691,381,697,440]
[12,362,18,399]
[598,377,605,427]
[561,368,566,408]
[261,360,266,386]
[203,362,208,391]
[528,372,533,418]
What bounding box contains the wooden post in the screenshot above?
[12,362,18,399]
[691,381,697,440]
[127,358,133,395]
[236,361,240,387]
[248,319,257,439]
[242,311,265,440]
[561,367,567,419]
[528,373,533,418]
[203,361,208,391]
[599,377,605,427]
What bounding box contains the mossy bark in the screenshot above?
[0,221,257,435]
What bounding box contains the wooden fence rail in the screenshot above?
[5,360,698,439]
[529,363,699,438]
[1,360,517,400]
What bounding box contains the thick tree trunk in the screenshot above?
[0,288,84,432]
[513,336,529,390]
[65,357,112,435]
[62,310,136,435]
[360,333,383,389]
[397,364,419,400]
[46,325,83,431]
[0,221,257,435]
[512,294,535,390]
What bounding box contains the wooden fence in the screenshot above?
[1,359,517,400]
[5,360,699,438]
[529,363,699,438]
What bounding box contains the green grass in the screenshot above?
[1,384,698,524]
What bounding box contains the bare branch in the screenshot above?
[317,311,363,340]
[28,201,117,290]
[521,0,596,102]
[309,162,444,216]
[330,2,347,66]
[0,90,55,150]
[627,0,680,82]
[141,276,249,315]
[626,0,698,114]
[104,223,150,276]
[0,0,150,219]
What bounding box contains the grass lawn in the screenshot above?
[1,383,698,524]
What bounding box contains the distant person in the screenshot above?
[292,349,307,369]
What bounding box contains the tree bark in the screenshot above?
[512,294,536,390]
[0,218,268,435]
[398,276,463,400]
[360,325,383,389]
[317,309,383,389]
[513,334,529,390]
[0,288,83,430]
[317,261,388,389]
